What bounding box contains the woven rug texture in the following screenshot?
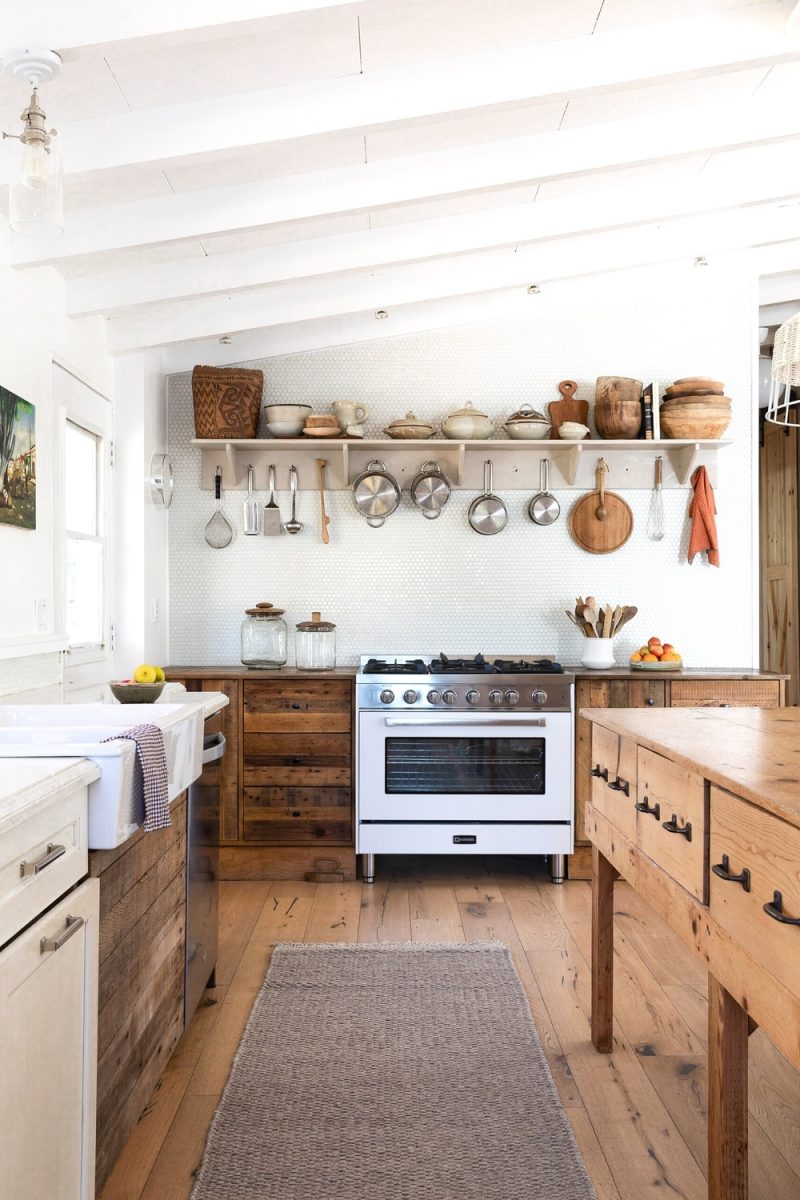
[191,940,597,1200]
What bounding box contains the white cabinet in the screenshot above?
[0,877,99,1200]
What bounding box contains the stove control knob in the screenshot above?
[379,690,395,705]
[532,689,548,706]
[489,689,504,705]
[427,690,442,705]
[505,689,520,705]
[403,689,419,704]
[442,690,457,705]
[466,689,480,705]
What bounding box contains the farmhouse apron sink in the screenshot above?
[0,703,203,848]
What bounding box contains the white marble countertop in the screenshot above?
[156,684,228,718]
[0,757,100,839]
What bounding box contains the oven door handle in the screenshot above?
[383,717,548,727]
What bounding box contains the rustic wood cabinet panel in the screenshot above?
[636,747,707,903]
[670,679,782,708]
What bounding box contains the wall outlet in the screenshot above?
[151,597,160,624]
[34,598,47,632]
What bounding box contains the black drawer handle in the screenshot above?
[291,810,301,818]
[635,796,660,819]
[313,828,326,838]
[712,855,750,892]
[590,764,609,781]
[763,890,800,925]
[646,697,655,706]
[291,702,301,710]
[662,814,692,841]
[608,776,629,796]
[291,757,302,765]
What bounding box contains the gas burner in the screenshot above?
[428,653,496,674]
[492,658,564,674]
[363,658,429,675]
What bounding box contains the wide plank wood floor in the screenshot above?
[100,857,800,1200]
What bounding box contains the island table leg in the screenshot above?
[591,845,616,1052]
[708,973,748,1200]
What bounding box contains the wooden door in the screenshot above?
[760,420,799,705]
[0,879,99,1200]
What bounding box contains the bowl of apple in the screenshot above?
[630,638,682,670]
[110,664,166,702]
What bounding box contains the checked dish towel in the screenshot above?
[102,723,171,830]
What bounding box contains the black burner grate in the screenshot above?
[492,658,564,674]
[363,658,429,675]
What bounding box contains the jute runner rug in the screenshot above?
[191,941,596,1199]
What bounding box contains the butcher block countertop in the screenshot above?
[166,665,357,678]
[568,666,786,679]
[580,706,800,830]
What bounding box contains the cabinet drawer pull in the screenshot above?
[291,757,302,765]
[763,890,800,925]
[590,764,609,781]
[646,697,655,706]
[40,913,84,954]
[291,702,301,710]
[20,842,66,878]
[635,796,660,819]
[608,776,629,796]
[712,855,751,892]
[662,814,692,841]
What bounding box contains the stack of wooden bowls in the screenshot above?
[660,377,731,439]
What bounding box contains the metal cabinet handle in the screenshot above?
[590,764,609,781]
[646,697,655,706]
[635,796,660,819]
[662,814,692,841]
[291,702,302,710]
[20,842,66,878]
[40,913,84,954]
[608,776,630,796]
[763,890,800,925]
[712,855,751,892]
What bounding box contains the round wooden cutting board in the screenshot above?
[569,460,633,554]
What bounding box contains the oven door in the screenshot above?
[357,710,573,823]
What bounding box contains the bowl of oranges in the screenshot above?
[630,637,682,670]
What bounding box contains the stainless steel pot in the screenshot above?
[352,459,401,528]
[468,460,507,535]
[528,458,560,526]
[410,460,451,520]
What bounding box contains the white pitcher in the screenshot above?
[332,400,368,432]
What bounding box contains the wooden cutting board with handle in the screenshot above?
[569,458,633,554]
[548,380,589,439]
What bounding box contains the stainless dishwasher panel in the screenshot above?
[185,730,223,1026]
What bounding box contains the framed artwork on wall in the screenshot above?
[0,384,36,530]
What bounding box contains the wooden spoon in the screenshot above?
[565,610,585,634]
[316,458,330,545]
[595,460,608,521]
[610,605,623,636]
[582,605,599,636]
[602,603,613,638]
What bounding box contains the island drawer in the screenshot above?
[0,787,88,946]
[243,680,352,734]
[636,748,707,903]
[709,786,800,999]
[590,725,636,840]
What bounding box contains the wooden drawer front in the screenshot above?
[244,680,351,734]
[627,680,667,708]
[709,786,800,998]
[243,786,352,844]
[244,763,351,787]
[590,726,636,840]
[243,732,350,767]
[636,748,707,903]
[669,680,781,709]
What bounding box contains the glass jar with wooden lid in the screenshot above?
[241,602,287,668]
[295,611,336,671]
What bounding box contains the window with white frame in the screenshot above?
[64,419,104,648]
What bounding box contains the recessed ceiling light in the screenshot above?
[527,284,541,294]
[374,309,388,320]
[219,335,232,344]
[694,256,709,268]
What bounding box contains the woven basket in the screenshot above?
[192,366,264,439]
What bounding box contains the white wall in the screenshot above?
[167,259,759,670]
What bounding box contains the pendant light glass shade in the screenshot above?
[7,126,63,235]
[767,311,800,426]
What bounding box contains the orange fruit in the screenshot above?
[642,653,658,662]
[630,652,642,662]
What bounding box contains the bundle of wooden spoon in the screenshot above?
[565,596,638,638]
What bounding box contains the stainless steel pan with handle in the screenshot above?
[410,460,451,519]
[352,460,401,528]
[528,458,560,526]
[468,460,507,535]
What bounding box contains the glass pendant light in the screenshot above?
[2,50,63,236]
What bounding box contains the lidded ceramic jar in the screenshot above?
[440,401,494,440]
[295,611,336,671]
[241,602,287,669]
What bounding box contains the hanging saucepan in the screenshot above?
[528,458,560,526]
[410,460,451,520]
[468,460,507,535]
[352,459,401,528]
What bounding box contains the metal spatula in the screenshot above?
[263,464,282,536]
[204,466,233,548]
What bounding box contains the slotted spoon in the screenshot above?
[204,466,233,548]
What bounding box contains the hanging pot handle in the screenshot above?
[484,460,493,493]
[366,515,386,528]
[367,460,387,472]
[421,461,441,473]
[540,458,550,492]
[422,508,441,520]
[214,466,222,501]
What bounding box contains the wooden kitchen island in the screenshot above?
[582,705,800,1200]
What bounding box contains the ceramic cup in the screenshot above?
[332,400,368,432]
[580,637,615,670]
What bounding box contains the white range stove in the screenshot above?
[356,654,574,884]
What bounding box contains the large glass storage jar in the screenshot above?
[295,611,336,671]
[241,602,287,668]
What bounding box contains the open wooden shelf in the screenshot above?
[191,437,732,490]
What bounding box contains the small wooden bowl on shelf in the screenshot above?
[659,406,731,439]
[110,681,165,703]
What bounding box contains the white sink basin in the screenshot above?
[0,704,203,848]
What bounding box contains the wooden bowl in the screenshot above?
[110,681,165,703]
[661,395,731,409]
[594,399,642,438]
[595,376,643,405]
[659,408,731,439]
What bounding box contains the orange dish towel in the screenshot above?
[688,465,720,567]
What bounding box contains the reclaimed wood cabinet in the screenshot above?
[571,669,786,879]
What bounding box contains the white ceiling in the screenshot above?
[1,0,799,364]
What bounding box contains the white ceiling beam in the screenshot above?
[1,1,362,53]
[105,210,781,353]
[760,272,800,304]
[14,97,800,269]
[65,173,800,317]
[13,5,800,184]
[759,301,800,325]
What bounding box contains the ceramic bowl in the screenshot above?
[503,420,552,440]
[264,403,312,438]
[110,681,165,703]
[558,422,590,440]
